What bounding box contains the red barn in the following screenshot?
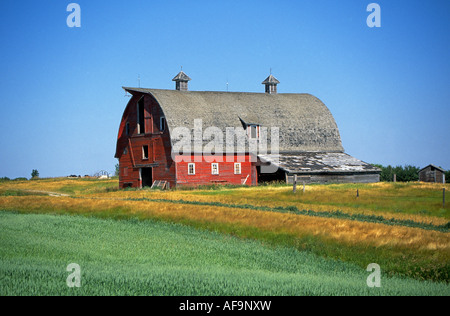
[115,71,380,189]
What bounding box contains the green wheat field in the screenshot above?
[1,211,448,296]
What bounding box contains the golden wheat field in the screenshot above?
[85,181,450,225]
[0,194,448,251]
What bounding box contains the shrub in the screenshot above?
[31,169,39,179]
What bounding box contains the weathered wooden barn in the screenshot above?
[115,71,380,189]
[419,164,446,183]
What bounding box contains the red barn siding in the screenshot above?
[175,154,256,187]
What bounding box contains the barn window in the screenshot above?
[137,97,145,135]
[125,122,130,136]
[234,163,241,175]
[142,145,149,160]
[188,163,195,175]
[123,147,128,155]
[123,167,128,177]
[248,125,259,139]
[211,163,219,175]
[160,117,166,132]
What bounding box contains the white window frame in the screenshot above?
[234,163,241,175]
[248,125,259,139]
[211,163,219,175]
[188,163,195,175]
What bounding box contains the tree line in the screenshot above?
[0,170,39,181]
[373,164,449,183]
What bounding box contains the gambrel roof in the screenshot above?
[123,87,344,153]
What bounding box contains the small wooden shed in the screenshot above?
[419,165,445,183]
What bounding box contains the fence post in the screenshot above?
[444,188,446,208]
[303,181,306,193]
[393,174,397,183]
[293,174,297,193]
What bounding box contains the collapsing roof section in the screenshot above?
[258,153,380,174]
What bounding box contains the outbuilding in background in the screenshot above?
[418,164,446,183]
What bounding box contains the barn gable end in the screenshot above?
[115,93,176,189]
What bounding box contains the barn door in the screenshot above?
[141,168,153,188]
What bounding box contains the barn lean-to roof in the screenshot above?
[123,87,345,153]
[258,153,380,174]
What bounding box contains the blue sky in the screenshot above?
[0,0,449,178]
